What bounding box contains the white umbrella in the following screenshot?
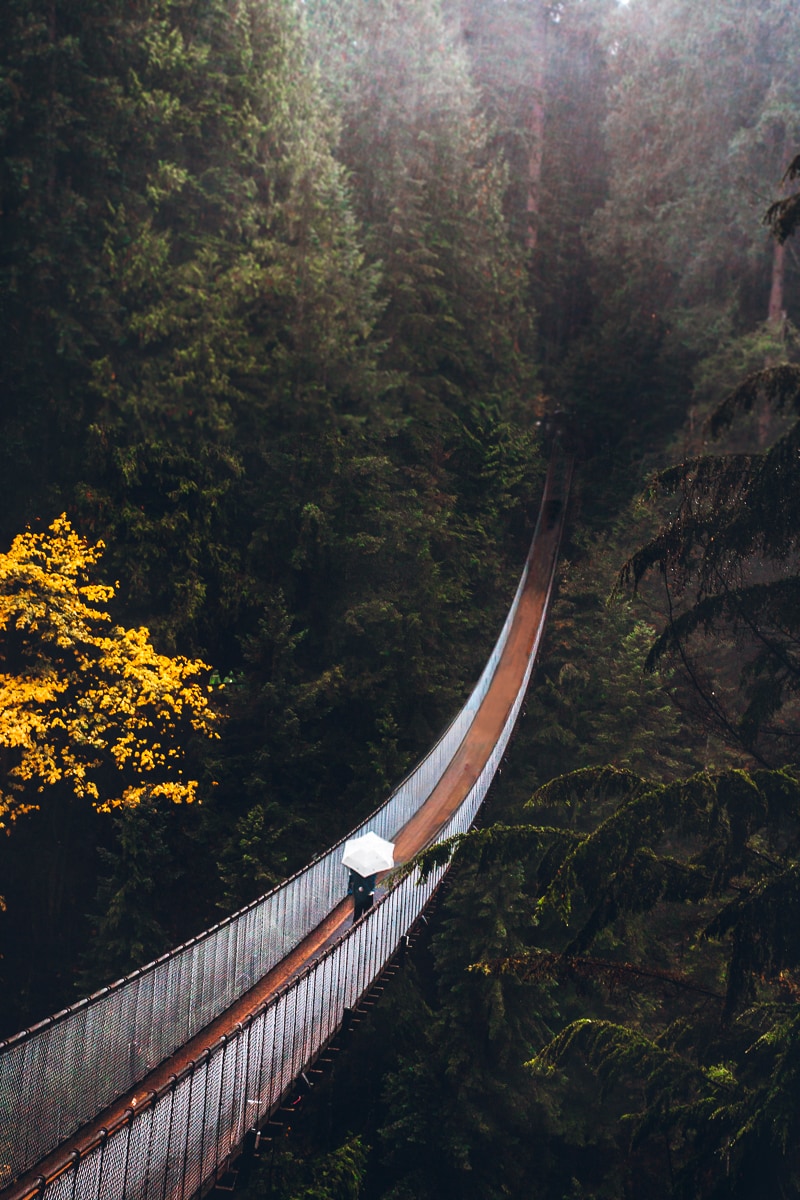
[342,831,395,876]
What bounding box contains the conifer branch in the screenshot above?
[658,569,772,767]
[477,948,726,1003]
[410,823,580,883]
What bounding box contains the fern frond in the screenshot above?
[765,154,800,244]
[534,768,800,940]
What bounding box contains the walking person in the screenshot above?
[341,830,395,922]
[348,869,376,921]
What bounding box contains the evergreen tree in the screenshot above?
[524,525,700,789]
[306,0,538,452]
[532,0,612,371]
[453,0,553,252]
[588,0,800,401]
[766,152,800,244]
[414,764,800,1198]
[376,861,559,1200]
[0,0,384,652]
[621,362,800,765]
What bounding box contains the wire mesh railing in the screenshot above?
[1,450,570,1199]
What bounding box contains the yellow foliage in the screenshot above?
[0,516,219,828]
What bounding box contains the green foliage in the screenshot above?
[15,5,800,1197]
[1,0,547,1020]
[538,20,610,358]
[216,800,293,910]
[557,0,800,481]
[241,1134,368,1200]
[689,320,800,420]
[414,822,580,884]
[77,796,176,990]
[765,152,800,244]
[622,364,800,762]
[431,765,800,1197]
[75,0,384,653]
[590,0,800,345]
[376,860,562,1200]
[307,0,538,425]
[518,511,702,791]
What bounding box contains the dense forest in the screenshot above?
[1,0,800,1196]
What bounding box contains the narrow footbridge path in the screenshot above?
[0,452,572,1200]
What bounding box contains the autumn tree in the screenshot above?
[0,515,218,826]
[0,515,219,1028]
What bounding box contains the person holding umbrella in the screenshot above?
[342,831,395,923]
[347,870,376,920]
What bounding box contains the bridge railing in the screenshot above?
[22,493,561,1200]
[0,460,562,1191]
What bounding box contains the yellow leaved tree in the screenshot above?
[0,515,219,830]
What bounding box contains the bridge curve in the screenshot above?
[1,451,572,1200]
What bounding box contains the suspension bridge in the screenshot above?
[0,450,572,1200]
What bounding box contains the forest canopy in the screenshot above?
[0,516,218,830]
[2,0,800,1198]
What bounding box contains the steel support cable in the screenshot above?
[2,452,572,1200]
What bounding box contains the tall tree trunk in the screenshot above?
[761,137,791,443]
[767,132,792,337]
[759,238,785,445]
[767,238,786,330]
[524,4,548,253]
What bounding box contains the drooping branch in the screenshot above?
[410,822,580,883]
[764,154,800,245]
[476,948,725,1003]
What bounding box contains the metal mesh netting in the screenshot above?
[180,1062,207,1200]
[162,1075,193,1200]
[141,1091,171,1200]
[214,1036,238,1164]
[255,1003,276,1120]
[124,1107,154,1200]
[41,1169,76,1200]
[7,454,570,1196]
[97,1121,131,1200]
[73,1137,103,1199]
[199,1050,225,1185]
